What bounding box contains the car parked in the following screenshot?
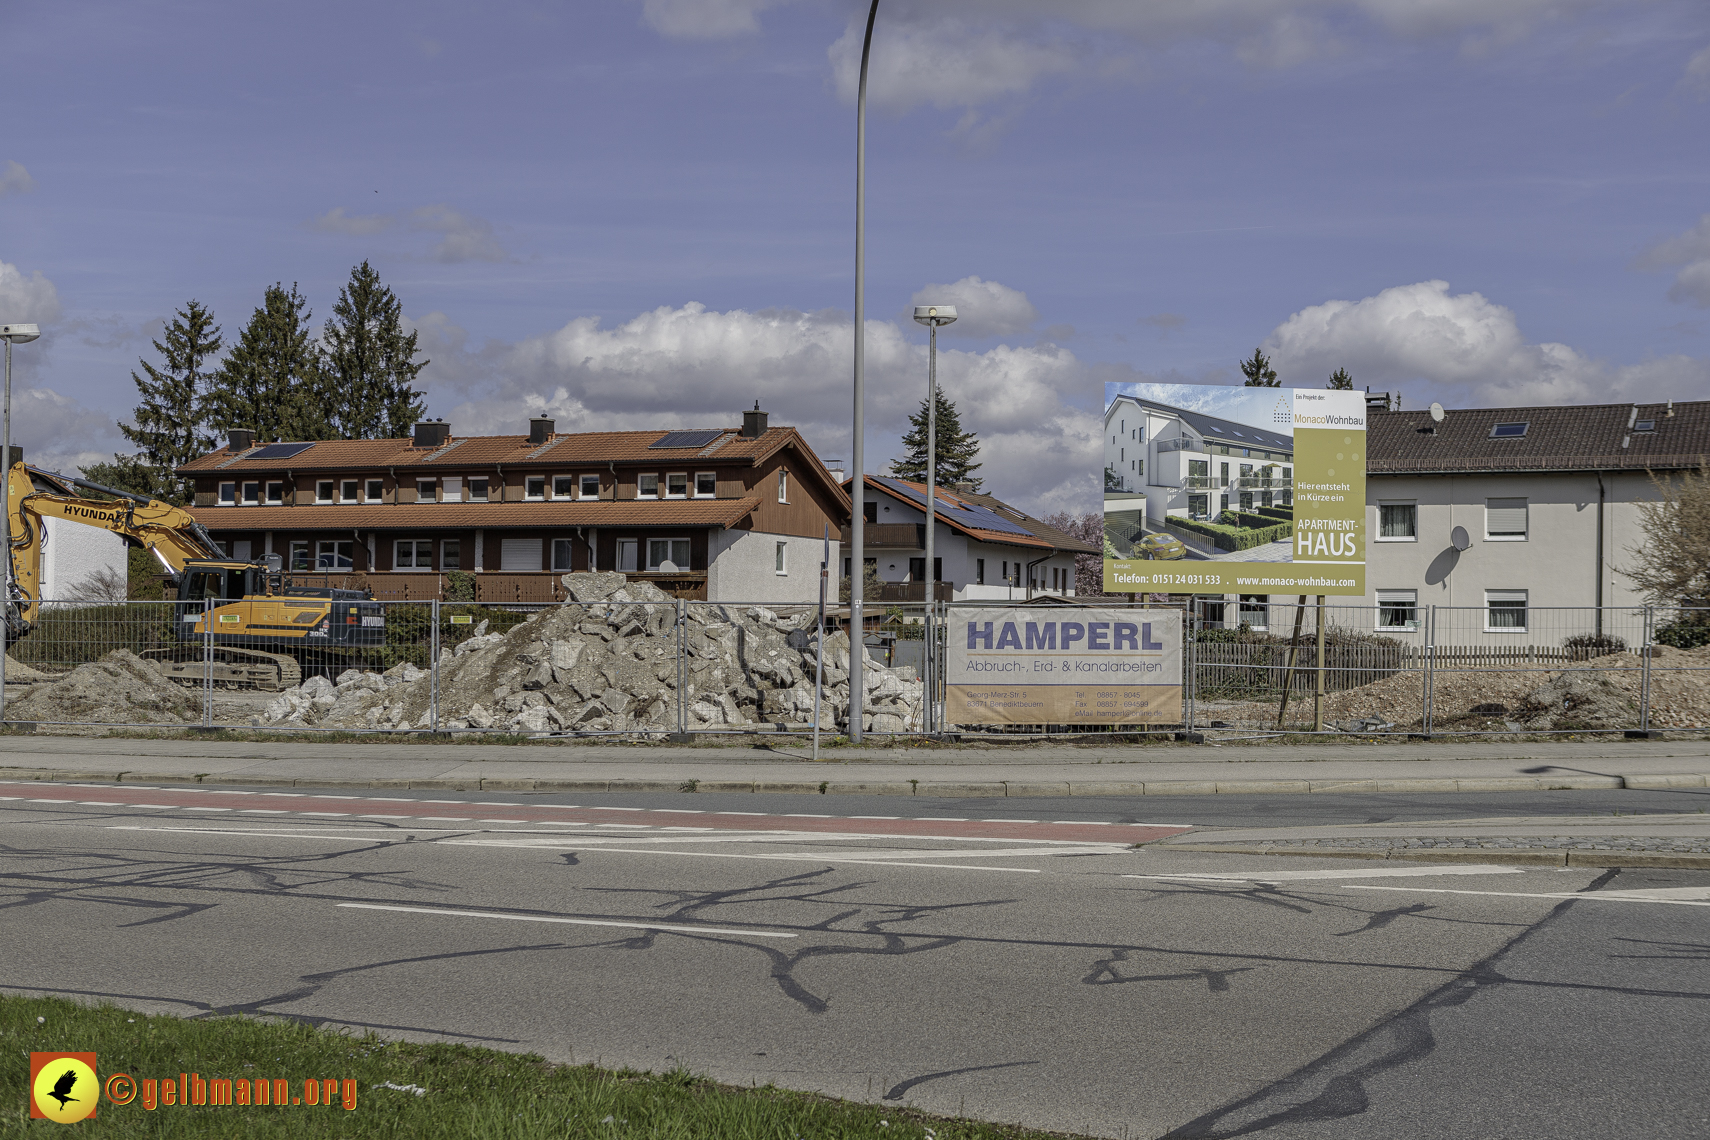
[1137,532,1187,560]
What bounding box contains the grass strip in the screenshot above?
[3,995,1076,1138]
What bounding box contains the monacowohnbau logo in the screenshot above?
[30,1053,99,1124]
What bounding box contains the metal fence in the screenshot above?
[1,595,1706,738]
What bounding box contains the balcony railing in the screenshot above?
[876,582,954,603]
[839,524,924,549]
[1177,475,1294,491]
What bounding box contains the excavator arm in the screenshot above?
[4,461,223,639]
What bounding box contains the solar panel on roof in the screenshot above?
[650,429,726,449]
[246,442,314,460]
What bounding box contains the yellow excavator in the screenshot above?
[4,461,383,690]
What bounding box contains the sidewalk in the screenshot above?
[1,735,1708,796]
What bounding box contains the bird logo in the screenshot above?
[30,1052,99,1123]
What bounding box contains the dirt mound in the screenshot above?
[7,649,202,725]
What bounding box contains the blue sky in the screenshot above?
[3,0,1708,513]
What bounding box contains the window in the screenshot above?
[666,473,687,499]
[317,540,354,570]
[775,541,787,574]
[777,469,788,503]
[1486,497,1528,540]
[695,471,716,497]
[551,538,576,572]
[1490,422,1529,438]
[501,537,542,571]
[440,540,461,570]
[1486,590,1527,632]
[1238,491,1253,511]
[218,482,236,505]
[863,501,878,524]
[1189,494,1209,519]
[416,478,437,503]
[647,538,691,571]
[265,481,285,504]
[394,539,433,569]
[1378,502,1417,540]
[341,479,359,503]
[1239,594,1269,630]
[976,558,985,585]
[579,474,600,499]
[442,476,462,503]
[288,540,311,571]
[552,475,576,499]
[467,478,489,502]
[1188,459,1209,484]
[241,481,260,504]
[617,540,638,572]
[1634,419,1656,432]
[366,478,384,501]
[525,476,546,500]
[1377,590,1419,631]
[637,473,659,499]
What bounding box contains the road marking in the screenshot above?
[849,816,900,820]
[442,841,1045,872]
[300,812,351,817]
[1343,885,1710,906]
[916,817,969,822]
[982,819,1040,823]
[419,816,472,821]
[653,809,705,815]
[182,807,231,812]
[238,809,290,814]
[477,819,530,824]
[358,814,410,819]
[336,902,799,938]
[784,814,832,818]
[1128,866,1527,883]
[78,802,123,807]
[28,799,72,803]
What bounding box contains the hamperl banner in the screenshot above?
[1102,382,1367,596]
[946,608,1183,726]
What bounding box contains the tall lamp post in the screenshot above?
[849,0,880,743]
[911,305,955,730]
[0,322,42,727]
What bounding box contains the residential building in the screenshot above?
[842,476,1096,602]
[1104,393,1294,522]
[175,407,848,603]
[1359,399,1706,643]
[41,518,128,601]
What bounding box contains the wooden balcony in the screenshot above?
[875,581,954,603]
[839,524,924,549]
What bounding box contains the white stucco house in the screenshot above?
[1104,392,1295,524]
[41,516,129,601]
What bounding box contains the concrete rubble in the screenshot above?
[253,572,926,735]
[7,649,202,725]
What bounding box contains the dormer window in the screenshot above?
[1490,422,1528,438]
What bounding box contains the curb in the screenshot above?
[0,768,1702,796]
[1160,843,1710,869]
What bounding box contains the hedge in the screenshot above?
[1165,517,1293,553]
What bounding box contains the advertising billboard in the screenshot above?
[946,607,1183,725]
[1103,382,1366,596]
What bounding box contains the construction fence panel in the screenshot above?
[1636,605,1710,734]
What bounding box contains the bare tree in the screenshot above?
[1624,461,1710,607]
[65,566,130,602]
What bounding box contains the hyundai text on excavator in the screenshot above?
[4,461,383,690]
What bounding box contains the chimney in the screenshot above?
[741,401,768,439]
[1363,388,1392,413]
[228,429,254,452]
[413,419,451,448]
[951,481,975,494]
[528,414,555,446]
[823,458,846,482]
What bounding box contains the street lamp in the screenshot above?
[912,304,955,735]
[850,0,880,743]
[0,322,41,726]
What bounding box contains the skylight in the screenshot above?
[1634,419,1656,432]
[1489,422,1529,439]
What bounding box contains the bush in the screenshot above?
[1654,616,1710,650]
[1167,516,1292,553]
[1562,632,1628,655]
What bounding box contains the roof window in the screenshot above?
[1634,419,1656,432]
[1489,422,1529,439]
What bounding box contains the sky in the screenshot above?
[2,0,1708,516]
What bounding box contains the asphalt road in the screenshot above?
[3,781,1706,1138]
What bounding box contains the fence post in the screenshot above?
[430,599,440,734]
[1423,605,1436,736]
[676,598,687,735]
[924,601,935,737]
[1639,604,1653,734]
[203,598,213,728]
[1184,603,1196,733]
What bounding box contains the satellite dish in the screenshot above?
[1450,525,1470,551]
[659,560,678,573]
[1430,402,1445,423]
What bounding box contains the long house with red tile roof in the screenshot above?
[176,407,849,603]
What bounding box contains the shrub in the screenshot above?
[1562,632,1628,655]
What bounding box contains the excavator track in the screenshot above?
[141,647,302,692]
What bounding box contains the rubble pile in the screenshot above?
[255,572,925,735]
[8,649,202,725]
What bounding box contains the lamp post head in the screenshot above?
[0,324,40,344]
[912,305,957,328]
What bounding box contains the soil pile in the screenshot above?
[7,649,202,725]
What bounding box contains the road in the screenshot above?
[3,779,1706,1138]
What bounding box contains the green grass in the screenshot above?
[3,995,1074,1138]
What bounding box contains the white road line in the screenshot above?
[300,812,351,817]
[418,816,471,821]
[849,816,900,820]
[714,811,767,816]
[238,809,290,814]
[1343,885,1710,906]
[477,819,529,824]
[784,814,832,818]
[367,798,415,802]
[79,802,123,807]
[916,817,969,822]
[310,795,360,800]
[125,804,171,809]
[335,902,799,938]
[1128,866,1527,883]
[421,800,464,804]
[205,790,255,795]
[474,802,520,806]
[652,809,705,815]
[182,807,231,812]
[982,819,1040,823]
[358,814,410,819]
[28,799,72,803]
[1055,820,1111,825]
[440,842,1045,872]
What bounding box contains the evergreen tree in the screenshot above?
[1240,347,1279,387]
[116,299,222,501]
[1327,367,1354,390]
[204,283,331,442]
[322,261,428,439]
[79,453,177,501]
[888,389,983,490]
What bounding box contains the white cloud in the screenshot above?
[910,276,1038,336]
[1264,278,1710,406]
[408,204,507,263]
[637,0,796,39]
[1636,213,1710,308]
[416,299,1105,515]
[10,386,125,477]
[1683,43,1710,96]
[308,207,394,236]
[0,161,35,198]
[0,259,62,325]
